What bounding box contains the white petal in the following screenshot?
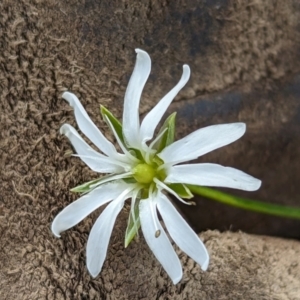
[122,49,151,149]
[51,182,130,237]
[139,65,190,143]
[158,123,246,165]
[157,194,209,271]
[139,198,182,284]
[86,189,131,277]
[166,163,262,191]
[62,92,117,156]
[60,124,125,173]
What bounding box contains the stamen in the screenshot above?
[144,127,168,164]
[104,116,140,164]
[130,189,141,237]
[149,127,168,151]
[148,185,161,238]
[143,148,155,165]
[148,183,154,199]
[153,178,192,205]
[89,172,133,189]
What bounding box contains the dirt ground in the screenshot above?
[1,0,300,299]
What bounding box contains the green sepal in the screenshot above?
[71,174,118,194]
[100,105,125,145]
[167,183,194,199]
[154,112,177,152]
[70,178,103,193]
[123,177,137,184]
[125,199,141,248]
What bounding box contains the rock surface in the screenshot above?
[172,74,300,239]
[1,0,300,299]
[2,208,300,300]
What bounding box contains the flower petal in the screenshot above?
[60,124,126,173]
[86,188,132,277]
[51,181,131,237]
[165,163,262,191]
[158,123,246,165]
[139,198,182,284]
[122,49,151,149]
[139,65,190,143]
[62,92,117,156]
[157,193,209,271]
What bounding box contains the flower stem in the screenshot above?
[187,185,300,220]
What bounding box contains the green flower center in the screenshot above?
[132,163,156,184]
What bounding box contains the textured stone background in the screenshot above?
[1,0,300,299]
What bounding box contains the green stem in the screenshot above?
[187,185,300,220]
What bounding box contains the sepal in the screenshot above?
[167,183,194,199]
[100,105,125,145]
[154,112,176,152]
[125,199,141,247]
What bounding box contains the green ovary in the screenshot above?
[132,163,156,184]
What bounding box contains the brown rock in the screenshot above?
[171,74,300,239]
[1,207,300,299]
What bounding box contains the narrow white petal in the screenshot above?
[158,123,246,165]
[122,49,151,149]
[51,182,131,237]
[157,194,209,271]
[86,189,132,277]
[139,198,182,284]
[166,163,262,191]
[140,65,190,143]
[62,92,117,156]
[60,124,125,173]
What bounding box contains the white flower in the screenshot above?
[51,49,261,284]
